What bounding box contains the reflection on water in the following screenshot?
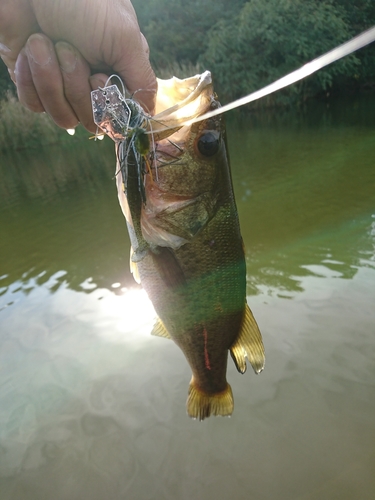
[0,139,135,294]
[0,95,375,500]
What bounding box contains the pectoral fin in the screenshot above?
[230,304,265,374]
[151,317,171,339]
[151,246,186,289]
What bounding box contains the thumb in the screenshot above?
[113,33,157,116]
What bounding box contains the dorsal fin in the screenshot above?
[230,303,265,374]
[151,317,172,339]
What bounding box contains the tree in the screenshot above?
[132,0,246,69]
[332,0,375,83]
[200,0,360,104]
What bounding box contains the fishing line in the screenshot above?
[105,73,127,98]
[146,25,375,133]
[91,27,375,142]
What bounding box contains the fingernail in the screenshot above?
[26,34,52,66]
[56,42,77,73]
[0,42,11,54]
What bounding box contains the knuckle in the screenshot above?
[17,93,44,113]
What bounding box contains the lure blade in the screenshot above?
[91,84,130,142]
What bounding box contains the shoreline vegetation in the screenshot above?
[134,0,375,103]
[1,0,375,151]
[0,94,90,152]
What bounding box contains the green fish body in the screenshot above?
[116,72,265,420]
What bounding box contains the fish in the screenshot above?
[91,71,265,420]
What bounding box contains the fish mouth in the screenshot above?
[148,70,220,179]
[149,71,214,141]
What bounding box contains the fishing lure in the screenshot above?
[91,78,154,203]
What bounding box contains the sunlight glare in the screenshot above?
[97,288,156,344]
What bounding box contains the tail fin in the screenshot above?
[186,379,233,420]
[230,303,265,374]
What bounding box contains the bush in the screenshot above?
[200,0,360,106]
[0,93,89,151]
[132,0,246,69]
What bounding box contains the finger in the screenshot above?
[14,48,45,112]
[89,73,109,91]
[25,33,79,129]
[55,41,95,132]
[112,28,157,115]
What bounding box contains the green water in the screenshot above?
[0,94,374,500]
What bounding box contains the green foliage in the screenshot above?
[1,0,375,137]
[200,0,360,105]
[132,0,246,69]
[133,0,375,105]
[332,0,375,33]
[332,0,375,82]
[0,94,89,151]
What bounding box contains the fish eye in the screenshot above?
[197,132,220,157]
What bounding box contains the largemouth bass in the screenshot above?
[91,71,265,420]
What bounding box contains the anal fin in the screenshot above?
[230,303,265,374]
[186,378,233,420]
[151,317,171,339]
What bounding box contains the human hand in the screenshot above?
[0,0,156,132]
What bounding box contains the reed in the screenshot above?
[0,93,89,151]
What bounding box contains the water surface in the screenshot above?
[0,94,375,500]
